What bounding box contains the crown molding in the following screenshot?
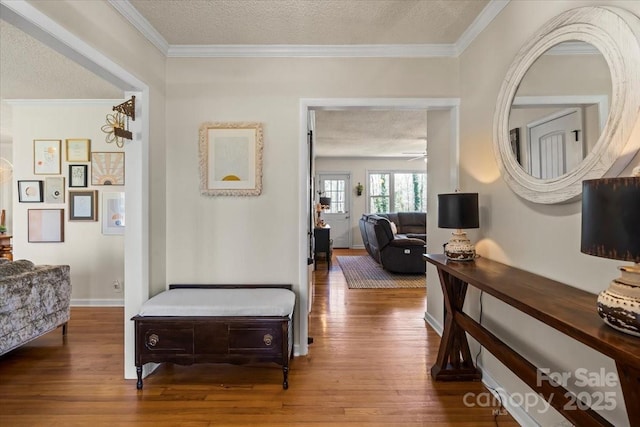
[167,44,457,58]
[5,99,124,105]
[111,0,509,58]
[455,0,510,55]
[108,0,169,55]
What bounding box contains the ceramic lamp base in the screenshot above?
[444,230,476,262]
[597,264,640,337]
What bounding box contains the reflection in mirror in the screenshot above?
[508,41,611,179]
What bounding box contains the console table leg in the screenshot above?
[136,366,143,390]
[431,269,481,381]
[617,362,640,426]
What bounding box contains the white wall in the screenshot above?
[315,157,427,247]
[12,102,124,304]
[0,141,12,228]
[453,1,640,426]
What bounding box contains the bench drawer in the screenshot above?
[228,324,283,354]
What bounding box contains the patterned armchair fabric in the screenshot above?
[0,260,71,355]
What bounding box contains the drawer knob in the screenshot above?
[148,333,159,347]
[263,334,273,346]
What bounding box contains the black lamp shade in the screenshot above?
[581,177,640,263]
[319,197,331,206]
[438,193,479,229]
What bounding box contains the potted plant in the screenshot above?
[356,182,364,196]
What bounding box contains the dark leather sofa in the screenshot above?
[359,212,426,274]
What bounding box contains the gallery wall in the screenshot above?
[11,102,125,304]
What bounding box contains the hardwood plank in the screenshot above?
[0,249,518,426]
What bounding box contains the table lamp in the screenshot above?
[581,174,640,337]
[316,197,331,227]
[438,192,479,261]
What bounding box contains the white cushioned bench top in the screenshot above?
[137,288,295,317]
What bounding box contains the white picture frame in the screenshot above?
[102,192,125,235]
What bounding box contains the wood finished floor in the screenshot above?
[0,249,518,426]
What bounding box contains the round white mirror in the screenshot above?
[493,6,640,204]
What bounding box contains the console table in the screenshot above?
[314,226,332,270]
[0,234,12,260]
[424,253,639,427]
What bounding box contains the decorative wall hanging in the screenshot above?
[33,139,61,174]
[91,152,125,185]
[69,164,88,188]
[66,139,90,162]
[199,122,263,196]
[102,192,125,235]
[69,190,98,221]
[28,209,64,242]
[45,177,65,204]
[18,180,44,203]
[101,96,135,148]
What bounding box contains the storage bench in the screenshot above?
[132,284,295,389]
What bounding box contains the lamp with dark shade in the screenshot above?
[438,192,479,261]
[581,174,640,337]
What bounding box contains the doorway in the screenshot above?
[318,173,351,248]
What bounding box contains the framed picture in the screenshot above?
[34,139,61,174]
[66,139,90,162]
[198,122,263,196]
[102,192,125,235]
[69,190,97,221]
[18,180,44,203]
[91,152,125,185]
[509,127,521,165]
[45,177,65,204]
[28,209,64,242]
[69,164,88,188]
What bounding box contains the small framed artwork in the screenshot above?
[45,177,65,204]
[18,180,44,203]
[69,164,88,188]
[69,190,98,221]
[92,152,125,185]
[102,192,125,235]
[66,138,91,162]
[28,209,64,242]
[198,122,263,196]
[34,139,61,175]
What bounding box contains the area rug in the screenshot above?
[336,255,426,289]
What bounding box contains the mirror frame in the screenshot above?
[493,6,640,204]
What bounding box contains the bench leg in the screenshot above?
[282,365,289,390]
[136,366,143,390]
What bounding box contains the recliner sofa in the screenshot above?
[359,212,426,274]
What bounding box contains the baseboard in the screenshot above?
[71,298,124,307]
[351,244,365,249]
[479,366,539,427]
[424,311,443,335]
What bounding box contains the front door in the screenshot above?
[318,173,351,248]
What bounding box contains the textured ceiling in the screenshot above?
[129,0,488,45]
[314,110,427,158]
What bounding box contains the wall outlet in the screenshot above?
[113,280,122,293]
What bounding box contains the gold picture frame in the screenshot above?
[198,122,263,196]
[66,139,91,162]
[28,209,64,242]
[33,139,61,175]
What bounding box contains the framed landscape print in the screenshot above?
[33,139,61,174]
[69,164,88,188]
[198,122,263,196]
[102,192,125,235]
[69,190,97,221]
[18,180,44,203]
[66,139,91,162]
[28,209,64,242]
[91,152,124,185]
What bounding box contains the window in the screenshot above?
[321,178,346,213]
[368,171,426,213]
